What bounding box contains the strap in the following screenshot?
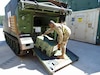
[61,24,66,34]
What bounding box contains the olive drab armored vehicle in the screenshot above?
[3,0,78,74]
[3,0,72,55]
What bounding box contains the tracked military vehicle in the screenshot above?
[3,0,72,56]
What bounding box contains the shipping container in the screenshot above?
[66,8,100,44]
[67,0,99,11]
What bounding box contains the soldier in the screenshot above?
[43,20,71,59]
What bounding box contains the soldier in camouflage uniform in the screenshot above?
[43,20,71,59]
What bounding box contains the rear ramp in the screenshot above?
[33,47,79,75]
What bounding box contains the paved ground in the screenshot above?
[0,27,100,75]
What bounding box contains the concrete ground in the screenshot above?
[0,27,100,75]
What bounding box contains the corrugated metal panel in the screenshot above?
[67,0,98,11]
[88,0,98,9]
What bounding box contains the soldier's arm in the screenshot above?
[57,28,63,49]
[43,28,54,35]
[57,28,63,44]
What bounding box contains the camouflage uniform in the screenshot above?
[44,23,71,50]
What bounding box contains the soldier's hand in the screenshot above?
[41,34,45,36]
[58,44,61,50]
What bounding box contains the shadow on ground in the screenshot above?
[68,40,100,75]
[0,40,47,74]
